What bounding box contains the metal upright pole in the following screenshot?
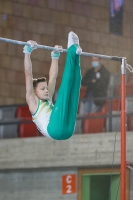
[120,58,127,200]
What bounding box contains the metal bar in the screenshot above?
[0,120,33,125]
[1,112,133,124]
[0,37,122,62]
[120,58,127,200]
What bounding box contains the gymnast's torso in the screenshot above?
[32,99,54,138]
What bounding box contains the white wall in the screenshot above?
[0,132,133,170]
[0,168,77,200]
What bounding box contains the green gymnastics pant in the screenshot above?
[47,44,81,140]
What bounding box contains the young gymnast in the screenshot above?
[23,31,82,140]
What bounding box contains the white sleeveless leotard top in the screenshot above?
[32,99,54,138]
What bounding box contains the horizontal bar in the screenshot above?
[0,120,33,125]
[0,37,122,62]
[0,112,132,125]
[0,114,117,125]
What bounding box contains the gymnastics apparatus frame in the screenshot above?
[0,36,128,200]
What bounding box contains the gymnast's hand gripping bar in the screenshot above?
[0,36,122,62]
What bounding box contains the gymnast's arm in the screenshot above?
[24,53,37,111]
[48,58,58,102]
[48,45,62,102]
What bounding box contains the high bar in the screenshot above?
[0,36,122,62]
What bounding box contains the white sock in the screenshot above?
[76,47,82,55]
[67,31,79,48]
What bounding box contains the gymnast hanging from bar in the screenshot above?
[23,31,82,140]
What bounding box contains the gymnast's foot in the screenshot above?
[67,31,82,55]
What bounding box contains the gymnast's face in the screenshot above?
[34,82,49,100]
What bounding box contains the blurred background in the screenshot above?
[0,0,133,200]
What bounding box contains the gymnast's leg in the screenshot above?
[47,32,82,140]
[67,54,81,137]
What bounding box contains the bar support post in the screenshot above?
[120,58,127,200]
